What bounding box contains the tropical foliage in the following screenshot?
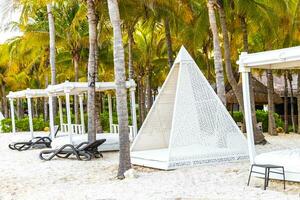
[0,0,300,177]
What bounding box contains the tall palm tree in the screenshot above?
[87,0,97,142]
[107,0,131,179]
[207,0,226,105]
[46,3,57,115]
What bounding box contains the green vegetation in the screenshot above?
[232,110,284,132]
[1,111,132,133]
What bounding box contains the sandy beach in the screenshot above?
[1,132,300,200]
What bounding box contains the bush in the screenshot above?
[231,110,284,132]
[1,110,133,133]
[232,111,243,122]
[1,117,48,133]
[1,118,12,132]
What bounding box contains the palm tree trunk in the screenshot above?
[47,3,57,116]
[217,1,244,112]
[240,16,265,144]
[107,0,131,179]
[207,0,226,105]
[146,69,152,112]
[138,78,146,124]
[34,99,38,118]
[297,71,300,134]
[87,0,97,142]
[1,84,8,118]
[128,28,134,79]
[284,71,288,133]
[203,40,212,83]
[44,75,48,121]
[163,17,173,69]
[95,21,103,133]
[73,52,80,124]
[267,70,277,135]
[288,72,296,132]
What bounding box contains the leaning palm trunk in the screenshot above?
[164,17,173,68]
[267,70,277,135]
[217,1,244,111]
[107,0,131,178]
[47,3,57,115]
[207,0,226,105]
[87,0,97,142]
[240,16,265,144]
[288,72,296,132]
[284,71,288,133]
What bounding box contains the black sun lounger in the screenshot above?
[39,139,106,161]
[8,125,60,151]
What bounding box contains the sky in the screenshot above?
[0,0,22,44]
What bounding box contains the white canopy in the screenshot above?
[238,45,300,182]
[237,46,300,70]
[7,80,136,99]
[7,80,138,143]
[7,89,48,99]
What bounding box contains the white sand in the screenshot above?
[1,132,300,200]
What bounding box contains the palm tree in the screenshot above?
[87,0,97,142]
[217,0,244,111]
[267,69,277,135]
[284,71,289,133]
[288,72,296,132]
[107,0,131,179]
[46,3,57,115]
[207,0,226,105]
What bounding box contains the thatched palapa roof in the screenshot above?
[226,77,283,105]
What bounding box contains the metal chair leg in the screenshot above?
[266,168,270,187]
[282,167,286,190]
[264,168,267,190]
[247,165,253,186]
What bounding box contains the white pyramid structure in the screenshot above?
[131,46,249,170]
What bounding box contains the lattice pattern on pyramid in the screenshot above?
[131,46,248,169]
[131,64,180,151]
[168,54,248,164]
